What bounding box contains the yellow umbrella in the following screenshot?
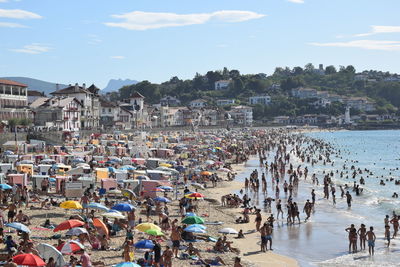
[60,201,83,209]
[159,163,172,168]
[135,223,161,233]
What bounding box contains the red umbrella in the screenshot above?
[58,240,85,254]
[53,220,85,232]
[13,254,46,266]
[187,192,204,199]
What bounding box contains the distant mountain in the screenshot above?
[1,77,68,96]
[102,79,138,93]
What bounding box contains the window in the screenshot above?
[81,111,84,116]
[108,108,112,112]
[102,108,105,113]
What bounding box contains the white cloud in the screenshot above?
[11,43,51,54]
[287,0,304,3]
[355,25,400,37]
[110,56,125,59]
[105,10,265,30]
[0,0,8,3]
[0,8,41,19]
[88,34,102,45]
[309,40,400,51]
[0,22,26,27]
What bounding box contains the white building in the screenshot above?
[249,95,271,105]
[51,83,100,128]
[214,80,231,90]
[229,105,253,126]
[189,99,207,108]
[0,79,31,121]
[216,99,235,106]
[344,97,375,112]
[160,96,181,106]
[291,87,318,99]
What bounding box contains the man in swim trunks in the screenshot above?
[366,226,376,256]
[170,226,182,258]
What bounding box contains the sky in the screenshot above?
[0,0,400,88]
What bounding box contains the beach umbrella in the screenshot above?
[60,240,84,254]
[120,165,136,171]
[217,168,231,173]
[87,203,109,212]
[156,167,179,174]
[5,222,31,233]
[151,188,165,192]
[66,227,88,236]
[189,224,206,230]
[60,201,82,210]
[200,171,212,176]
[112,203,136,212]
[136,175,150,180]
[218,228,238,235]
[122,189,137,198]
[184,225,206,233]
[13,254,45,266]
[205,160,215,165]
[4,150,14,155]
[53,220,84,232]
[145,229,164,236]
[153,196,171,203]
[93,218,109,237]
[101,211,126,219]
[185,212,197,217]
[191,183,204,190]
[182,216,205,225]
[157,185,173,191]
[37,243,66,267]
[175,166,185,172]
[115,262,141,267]
[159,163,172,168]
[135,223,161,233]
[185,192,204,199]
[107,189,122,195]
[72,158,85,163]
[134,239,154,249]
[0,184,12,190]
[108,166,116,172]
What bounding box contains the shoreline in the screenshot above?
[204,160,299,267]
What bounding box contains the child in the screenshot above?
[385,225,391,247]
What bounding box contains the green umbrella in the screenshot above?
[145,229,164,236]
[182,216,205,224]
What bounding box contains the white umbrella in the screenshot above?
[217,168,231,173]
[37,243,66,266]
[60,240,84,254]
[218,228,238,234]
[191,183,205,190]
[107,189,122,195]
[101,211,126,219]
[66,227,88,236]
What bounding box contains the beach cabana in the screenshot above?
[7,173,28,187]
[17,164,33,175]
[96,168,109,181]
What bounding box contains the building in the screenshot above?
[291,87,318,99]
[50,83,100,128]
[344,97,375,112]
[189,99,207,109]
[0,79,31,121]
[216,99,235,106]
[127,91,146,128]
[160,96,181,106]
[273,116,290,124]
[100,99,134,129]
[249,95,271,105]
[228,105,253,126]
[28,90,45,104]
[214,80,231,90]
[33,97,82,131]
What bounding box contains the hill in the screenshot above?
[0,77,68,96]
[102,79,138,93]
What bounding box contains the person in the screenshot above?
[123,238,133,262]
[46,257,56,267]
[345,191,352,208]
[162,246,173,267]
[7,202,17,223]
[15,210,31,225]
[170,226,181,258]
[199,256,226,266]
[5,236,17,257]
[260,223,268,252]
[233,257,243,267]
[385,225,391,247]
[390,215,399,238]
[153,240,161,267]
[185,243,201,258]
[366,226,376,256]
[357,224,366,250]
[255,209,262,231]
[345,224,357,253]
[237,229,244,239]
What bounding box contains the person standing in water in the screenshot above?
[366,226,376,256]
[357,224,366,250]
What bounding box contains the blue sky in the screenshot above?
[0,0,399,88]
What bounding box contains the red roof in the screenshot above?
[0,79,28,87]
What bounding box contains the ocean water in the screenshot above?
[235,130,400,267]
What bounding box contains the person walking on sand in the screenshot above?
[170,226,182,258]
[260,223,267,252]
[162,246,173,267]
[366,227,376,256]
[255,209,262,231]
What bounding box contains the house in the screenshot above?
[354,74,368,81]
[189,99,207,108]
[50,83,100,128]
[127,91,147,128]
[228,105,253,126]
[327,94,344,103]
[249,95,271,105]
[216,99,235,106]
[34,97,82,131]
[160,96,181,106]
[0,79,31,121]
[291,87,318,99]
[100,99,119,128]
[344,97,375,112]
[202,109,220,126]
[28,90,45,104]
[313,98,331,108]
[273,116,290,124]
[214,80,231,90]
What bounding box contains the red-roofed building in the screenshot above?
[0,79,31,121]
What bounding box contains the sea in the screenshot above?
[235,130,400,267]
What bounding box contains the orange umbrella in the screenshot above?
[53,220,85,232]
[200,171,212,176]
[93,218,109,237]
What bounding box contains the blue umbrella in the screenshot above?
[6,222,31,233]
[184,225,206,233]
[157,185,173,191]
[120,165,136,171]
[49,178,56,183]
[87,203,109,212]
[0,184,12,190]
[134,239,154,249]
[185,212,197,217]
[175,166,185,172]
[153,197,170,203]
[112,203,136,212]
[186,224,206,230]
[72,158,85,163]
[108,167,116,172]
[115,262,141,267]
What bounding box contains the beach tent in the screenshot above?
[96,168,109,181]
[37,243,66,267]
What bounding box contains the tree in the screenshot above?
[325,65,337,74]
[292,67,304,76]
[281,77,305,91]
[229,70,240,79]
[304,63,315,73]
